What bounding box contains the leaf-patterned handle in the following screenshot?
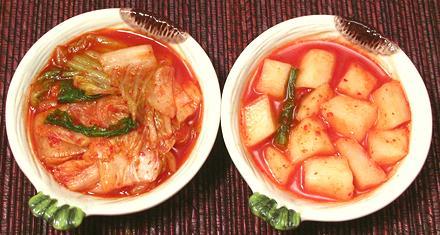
[28,192,85,231]
[248,192,301,231]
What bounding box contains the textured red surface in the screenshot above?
[0,1,439,234]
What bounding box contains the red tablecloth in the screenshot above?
[0,0,438,234]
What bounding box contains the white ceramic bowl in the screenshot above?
[6,9,221,216]
[221,15,432,222]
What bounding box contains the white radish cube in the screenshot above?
[321,95,377,141]
[256,59,292,98]
[288,117,335,164]
[335,138,386,190]
[241,95,276,146]
[304,156,354,201]
[368,128,409,165]
[372,81,411,130]
[296,84,334,121]
[296,49,335,88]
[337,63,377,99]
[264,146,293,185]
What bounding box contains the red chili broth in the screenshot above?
[241,40,394,202]
[27,29,203,198]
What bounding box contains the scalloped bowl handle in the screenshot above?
[28,192,86,231]
[248,192,301,231]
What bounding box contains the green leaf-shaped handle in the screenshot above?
[248,192,301,231]
[28,192,86,231]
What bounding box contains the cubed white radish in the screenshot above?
[335,138,386,190]
[264,146,293,185]
[241,95,276,146]
[296,84,334,121]
[304,156,354,201]
[372,81,411,130]
[99,45,157,72]
[256,59,292,98]
[337,63,377,99]
[288,117,335,164]
[321,95,377,141]
[296,49,335,88]
[368,128,409,165]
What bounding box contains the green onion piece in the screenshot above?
[57,80,102,103]
[274,68,298,146]
[45,109,137,137]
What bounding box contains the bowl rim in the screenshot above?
[5,8,221,216]
[221,15,432,222]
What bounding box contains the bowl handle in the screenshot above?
[248,192,301,231]
[28,192,86,231]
